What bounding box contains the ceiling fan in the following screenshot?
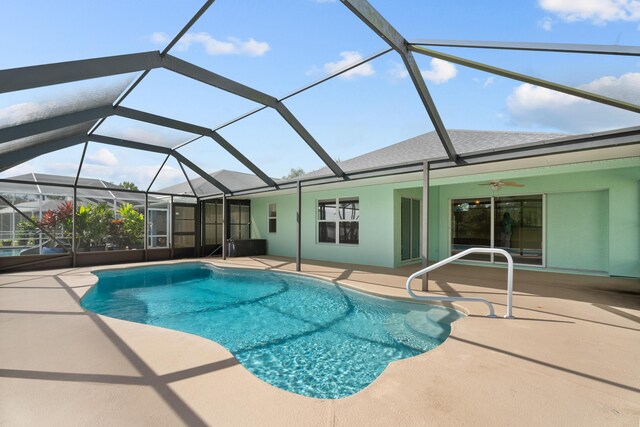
[479,180,525,191]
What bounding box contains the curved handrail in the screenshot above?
[405,248,514,318]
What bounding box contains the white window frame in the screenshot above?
[147,207,169,248]
[317,197,359,245]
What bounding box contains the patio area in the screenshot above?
[1,257,638,426]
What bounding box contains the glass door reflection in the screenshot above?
[450,198,492,261]
[495,196,543,265]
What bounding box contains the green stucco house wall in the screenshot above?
[249,157,639,278]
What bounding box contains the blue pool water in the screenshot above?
[81,263,463,398]
[0,248,23,256]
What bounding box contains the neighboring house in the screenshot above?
[0,173,161,249]
[245,129,639,278]
[0,173,145,242]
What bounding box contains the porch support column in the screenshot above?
[170,196,174,259]
[72,187,77,267]
[221,193,227,260]
[421,161,430,291]
[296,180,302,272]
[144,192,148,262]
[195,197,201,258]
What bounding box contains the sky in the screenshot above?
[0,0,639,191]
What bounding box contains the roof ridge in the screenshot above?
[297,128,571,180]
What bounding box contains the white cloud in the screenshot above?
[80,164,183,189]
[538,16,554,30]
[0,161,38,178]
[506,72,640,132]
[0,150,186,190]
[538,0,640,25]
[177,32,236,55]
[149,32,271,56]
[151,166,185,189]
[1,160,83,180]
[150,32,169,44]
[150,31,270,57]
[323,51,375,79]
[233,37,271,56]
[472,77,494,88]
[420,58,458,84]
[582,72,640,99]
[103,127,185,147]
[388,62,409,80]
[86,148,118,167]
[387,59,457,84]
[305,65,322,76]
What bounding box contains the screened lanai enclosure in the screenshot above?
[1,0,639,272]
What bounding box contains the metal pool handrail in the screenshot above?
[405,248,514,318]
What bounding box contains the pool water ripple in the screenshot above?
[81,263,463,398]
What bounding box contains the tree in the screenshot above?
[119,181,139,191]
[282,168,305,180]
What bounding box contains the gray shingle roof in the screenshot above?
[158,169,277,196]
[299,129,567,180]
[3,130,570,195]
[3,173,146,202]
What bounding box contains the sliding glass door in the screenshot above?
[494,196,543,265]
[400,198,421,262]
[451,198,492,261]
[451,195,544,265]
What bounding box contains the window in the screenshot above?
[268,203,276,233]
[203,201,223,245]
[318,198,359,244]
[147,207,168,248]
[229,203,250,240]
[173,204,196,248]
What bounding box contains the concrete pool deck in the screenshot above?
[1,256,638,426]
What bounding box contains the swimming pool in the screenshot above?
[81,263,463,398]
[0,248,23,256]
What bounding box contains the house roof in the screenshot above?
[0,199,61,215]
[156,130,568,193]
[298,129,568,180]
[158,169,280,197]
[2,170,275,199]
[8,173,123,189]
[2,173,145,201]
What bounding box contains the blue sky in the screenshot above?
[1,0,639,190]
